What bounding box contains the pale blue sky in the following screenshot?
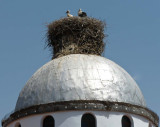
[0,0,160,126]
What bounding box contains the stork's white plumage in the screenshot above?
[66,10,73,17]
[78,9,87,17]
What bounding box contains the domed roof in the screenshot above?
[15,54,146,111]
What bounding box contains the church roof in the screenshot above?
[15,54,146,111]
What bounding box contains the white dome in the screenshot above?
[15,54,146,111]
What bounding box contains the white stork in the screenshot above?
[78,9,87,17]
[66,10,73,17]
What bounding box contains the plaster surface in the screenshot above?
[7,111,152,127]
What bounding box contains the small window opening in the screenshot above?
[122,115,131,127]
[43,116,55,127]
[15,122,21,127]
[149,122,152,127]
[81,113,96,127]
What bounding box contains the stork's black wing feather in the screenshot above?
[82,12,87,17]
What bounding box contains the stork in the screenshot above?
[66,10,73,17]
[78,9,87,17]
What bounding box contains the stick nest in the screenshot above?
[47,17,106,59]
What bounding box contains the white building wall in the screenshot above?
[7,111,152,127]
[131,114,148,127]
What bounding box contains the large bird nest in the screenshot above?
[47,17,106,59]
